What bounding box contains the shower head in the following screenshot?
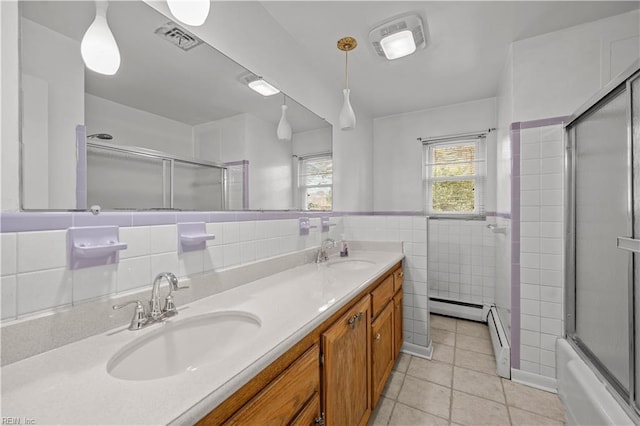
[87,133,113,140]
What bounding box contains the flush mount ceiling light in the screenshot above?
[277,95,292,141]
[241,73,280,96]
[337,36,357,131]
[166,0,210,27]
[248,79,280,97]
[81,0,121,75]
[369,13,426,60]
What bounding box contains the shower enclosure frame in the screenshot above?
[86,141,228,211]
[565,60,640,420]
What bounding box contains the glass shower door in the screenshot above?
[571,85,631,395]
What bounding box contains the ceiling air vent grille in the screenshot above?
[154,22,203,51]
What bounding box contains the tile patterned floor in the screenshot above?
[369,314,566,426]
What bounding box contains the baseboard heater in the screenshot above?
[429,297,484,321]
[487,305,510,379]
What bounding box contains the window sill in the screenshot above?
[428,215,486,221]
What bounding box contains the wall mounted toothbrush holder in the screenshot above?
[68,226,128,270]
[299,217,318,236]
[321,217,336,233]
[177,222,215,253]
[487,224,507,235]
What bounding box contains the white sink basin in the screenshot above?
[107,311,261,381]
[327,259,376,271]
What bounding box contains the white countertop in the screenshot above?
[1,250,403,425]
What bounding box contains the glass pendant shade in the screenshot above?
[277,104,292,141]
[167,0,210,26]
[339,88,356,130]
[81,2,121,76]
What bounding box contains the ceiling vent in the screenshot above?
[154,22,203,51]
[369,14,426,60]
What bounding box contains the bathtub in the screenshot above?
[556,338,636,425]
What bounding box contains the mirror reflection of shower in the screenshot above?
[87,133,113,140]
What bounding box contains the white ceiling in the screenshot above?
[261,1,640,118]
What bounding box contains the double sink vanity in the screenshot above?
[2,246,404,425]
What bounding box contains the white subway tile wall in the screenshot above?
[427,219,496,305]
[519,124,564,379]
[1,217,344,321]
[343,215,428,349]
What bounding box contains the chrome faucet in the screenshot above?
[113,272,187,330]
[316,238,336,263]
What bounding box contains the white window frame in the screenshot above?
[423,135,486,218]
[297,153,332,211]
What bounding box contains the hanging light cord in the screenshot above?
[344,51,349,90]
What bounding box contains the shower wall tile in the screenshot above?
[517,122,564,379]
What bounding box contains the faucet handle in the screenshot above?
[113,300,147,330]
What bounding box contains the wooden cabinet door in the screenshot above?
[371,302,394,407]
[394,289,403,357]
[322,295,371,426]
[225,344,319,426]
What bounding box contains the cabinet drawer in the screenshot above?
[393,267,404,293]
[290,392,320,426]
[371,275,394,318]
[225,344,319,425]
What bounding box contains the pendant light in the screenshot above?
[81,1,121,76]
[337,37,357,131]
[167,0,210,27]
[277,95,292,141]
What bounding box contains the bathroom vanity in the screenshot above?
[1,248,404,425]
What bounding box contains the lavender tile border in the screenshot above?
[0,210,435,233]
[510,123,522,370]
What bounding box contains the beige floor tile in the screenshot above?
[456,333,494,355]
[382,371,405,400]
[509,406,564,425]
[431,328,456,346]
[502,379,565,422]
[430,314,457,332]
[455,348,497,375]
[369,396,395,426]
[456,319,491,340]
[406,357,453,388]
[451,390,510,425]
[453,367,505,403]
[431,343,454,364]
[393,353,411,373]
[388,403,449,426]
[397,375,451,419]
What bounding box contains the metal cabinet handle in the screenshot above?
[617,237,640,253]
[399,271,404,278]
[348,311,364,329]
[375,333,381,341]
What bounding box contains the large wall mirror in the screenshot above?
[19,1,332,211]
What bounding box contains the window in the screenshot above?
[423,136,486,217]
[299,154,332,211]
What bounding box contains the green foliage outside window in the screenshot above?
[428,143,479,214]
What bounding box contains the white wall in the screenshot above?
[512,9,640,122]
[495,46,514,335]
[21,18,84,209]
[85,94,194,158]
[373,98,497,212]
[245,114,293,210]
[292,127,332,157]
[0,1,20,212]
[194,114,246,164]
